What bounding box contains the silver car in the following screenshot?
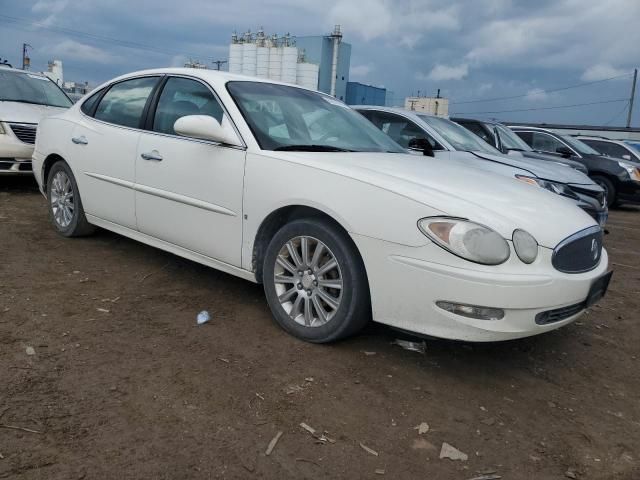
[354,106,607,226]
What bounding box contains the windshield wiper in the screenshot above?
[274,144,355,152]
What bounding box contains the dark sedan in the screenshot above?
[452,117,589,175]
[509,126,640,207]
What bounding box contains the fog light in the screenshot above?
[436,301,505,321]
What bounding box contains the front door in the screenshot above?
[134,76,246,267]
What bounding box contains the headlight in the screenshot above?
[418,217,510,265]
[516,175,579,200]
[618,161,640,182]
[512,229,538,264]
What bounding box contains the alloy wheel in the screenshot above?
[273,236,343,327]
[50,171,75,228]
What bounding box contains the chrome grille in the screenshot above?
[552,226,603,274]
[8,123,37,145]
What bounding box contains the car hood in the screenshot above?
[0,101,68,124]
[472,151,594,185]
[267,151,596,248]
[513,150,589,175]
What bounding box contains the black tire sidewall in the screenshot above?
[592,176,616,208]
[46,162,84,237]
[263,218,369,343]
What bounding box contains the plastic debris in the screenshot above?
[299,423,335,443]
[468,475,501,480]
[265,431,283,456]
[25,346,35,356]
[197,310,210,325]
[360,442,379,456]
[96,308,110,313]
[414,422,430,435]
[391,339,426,354]
[375,469,385,475]
[440,442,468,461]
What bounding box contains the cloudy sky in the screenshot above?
[1,0,639,126]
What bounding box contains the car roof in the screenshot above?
[508,125,557,132]
[0,66,49,79]
[575,135,628,144]
[352,105,437,118]
[101,67,319,93]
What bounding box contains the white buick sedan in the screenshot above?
[32,69,611,343]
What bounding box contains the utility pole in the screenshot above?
[212,59,228,71]
[626,68,637,128]
[22,43,32,70]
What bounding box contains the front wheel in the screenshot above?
[46,161,95,237]
[592,175,616,208]
[262,218,370,343]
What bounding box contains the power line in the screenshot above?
[0,14,220,61]
[449,73,634,105]
[603,100,631,126]
[452,98,629,116]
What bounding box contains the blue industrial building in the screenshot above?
[296,30,351,101]
[345,82,387,106]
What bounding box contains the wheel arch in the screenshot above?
[252,204,362,284]
[42,153,68,194]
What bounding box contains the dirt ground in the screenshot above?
[1,176,639,480]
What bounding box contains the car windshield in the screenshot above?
[495,124,532,151]
[417,115,501,154]
[0,70,73,108]
[226,81,405,153]
[560,134,600,155]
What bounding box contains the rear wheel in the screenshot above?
[592,175,616,208]
[262,218,370,343]
[46,161,95,237]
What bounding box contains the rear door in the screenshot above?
[71,76,160,229]
[134,75,246,266]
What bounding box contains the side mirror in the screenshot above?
[555,146,573,157]
[408,138,434,157]
[174,115,240,145]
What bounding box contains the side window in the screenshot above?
[591,141,628,159]
[153,77,224,136]
[369,112,442,149]
[80,88,104,116]
[460,121,494,145]
[530,132,566,153]
[513,130,532,145]
[94,77,159,128]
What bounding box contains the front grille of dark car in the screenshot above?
[535,301,585,325]
[552,226,603,273]
[572,185,606,208]
[8,123,37,145]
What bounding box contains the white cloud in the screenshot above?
[350,64,374,78]
[47,40,118,64]
[424,63,469,81]
[524,88,548,102]
[32,0,69,26]
[581,64,629,82]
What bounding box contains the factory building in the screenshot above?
[227,26,351,99]
[345,82,386,106]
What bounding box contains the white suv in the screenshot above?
[0,66,73,174]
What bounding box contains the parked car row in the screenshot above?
[22,67,616,345]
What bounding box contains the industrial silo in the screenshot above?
[228,41,243,74]
[281,46,298,84]
[268,35,282,81]
[296,62,319,91]
[242,43,257,76]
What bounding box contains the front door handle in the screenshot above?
[71,136,88,145]
[140,151,163,161]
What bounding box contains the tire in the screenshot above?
[46,161,95,237]
[262,218,370,343]
[592,175,616,208]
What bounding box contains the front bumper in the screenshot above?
[0,123,35,175]
[352,233,609,342]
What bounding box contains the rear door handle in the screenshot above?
[140,151,163,161]
[71,136,88,145]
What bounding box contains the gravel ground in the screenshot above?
[1,176,639,479]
